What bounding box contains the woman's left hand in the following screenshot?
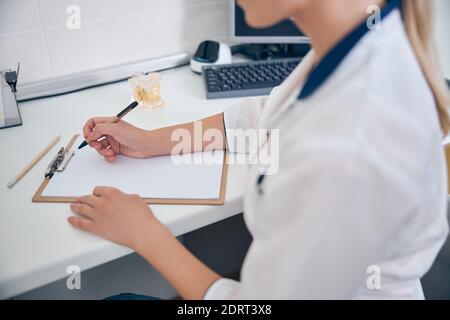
[68,186,160,250]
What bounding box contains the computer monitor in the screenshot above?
[231,0,309,44]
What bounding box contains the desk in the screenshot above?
[0,65,249,299]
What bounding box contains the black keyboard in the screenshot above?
[203,58,302,99]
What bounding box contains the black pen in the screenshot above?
[78,101,139,150]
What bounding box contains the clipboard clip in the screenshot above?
[44,147,74,179]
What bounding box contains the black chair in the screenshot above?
[421,205,450,300]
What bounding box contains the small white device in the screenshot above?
[190,41,232,74]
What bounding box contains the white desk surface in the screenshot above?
[0,65,249,299]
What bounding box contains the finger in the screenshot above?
[93,186,120,197]
[105,155,116,162]
[70,203,95,218]
[90,138,108,149]
[90,141,103,150]
[83,118,95,139]
[78,195,101,208]
[93,137,116,154]
[128,193,143,201]
[67,216,95,233]
[96,147,116,157]
[88,123,119,142]
[100,138,110,149]
[83,117,113,139]
[105,136,120,154]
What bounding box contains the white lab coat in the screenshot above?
[204,9,449,300]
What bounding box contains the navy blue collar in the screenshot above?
[298,0,400,100]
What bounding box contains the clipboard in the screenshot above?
[33,134,228,205]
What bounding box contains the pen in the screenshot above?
[7,135,61,188]
[78,101,139,150]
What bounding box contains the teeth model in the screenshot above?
[129,72,164,110]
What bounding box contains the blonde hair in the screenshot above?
[402,0,450,135]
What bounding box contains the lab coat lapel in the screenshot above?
[258,50,316,129]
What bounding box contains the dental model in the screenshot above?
[129,72,164,110]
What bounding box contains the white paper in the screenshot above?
[43,137,225,200]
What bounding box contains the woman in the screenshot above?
[69,0,450,299]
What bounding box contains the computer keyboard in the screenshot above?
[203,57,302,99]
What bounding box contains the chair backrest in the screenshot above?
[422,144,450,299]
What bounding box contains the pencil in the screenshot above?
[78,100,139,150]
[7,135,61,188]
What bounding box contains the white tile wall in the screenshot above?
[1,0,448,83]
[0,0,41,34]
[0,30,52,80]
[0,0,230,83]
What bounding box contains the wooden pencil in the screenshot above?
[7,135,61,188]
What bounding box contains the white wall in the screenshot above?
[1,0,447,83]
[434,0,450,79]
[0,0,230,83]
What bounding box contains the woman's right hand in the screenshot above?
[83,117,153,162]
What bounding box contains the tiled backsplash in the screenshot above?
[0,0,230,83]
[0,0,448,83]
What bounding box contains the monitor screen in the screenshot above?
[232,1,308,43]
